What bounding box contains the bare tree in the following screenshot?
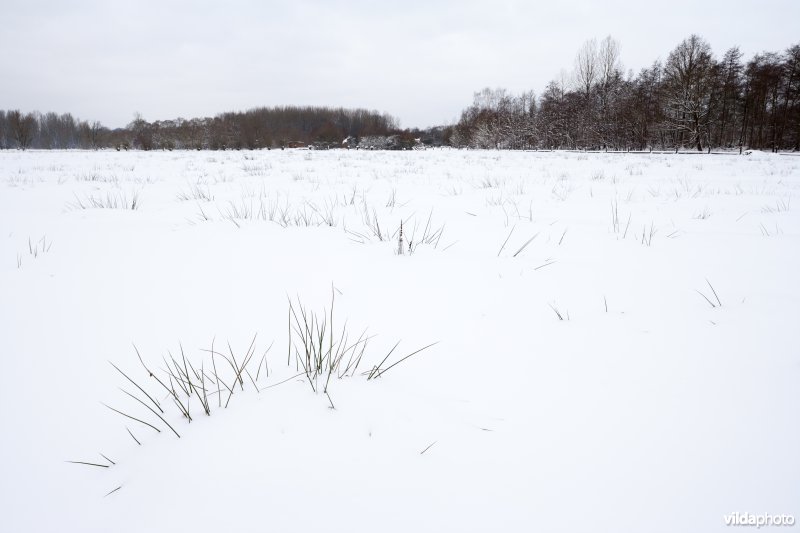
[663,35,714,151]
[0,110,8,149]
[129,112,154,150]
[779,44,800,151]
[598,36,621,92]
[574,38,598,97]
[81,120,104,149]
[8,110,37,150]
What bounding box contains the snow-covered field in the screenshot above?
[1,149,798,532]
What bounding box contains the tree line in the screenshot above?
[124,106,400,150]
[451,35,800,151]
[0,106,402,150]
[0,110,105,150]
[2,34,798,152]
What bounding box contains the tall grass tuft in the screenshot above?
[696,279,722,308]
[70,191,140,210]
[288,290,438,391]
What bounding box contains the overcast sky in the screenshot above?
[2,0,798,129]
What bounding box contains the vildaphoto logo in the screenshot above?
[724,512,796,528]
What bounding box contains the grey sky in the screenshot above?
[2,0,798,129]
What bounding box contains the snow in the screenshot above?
[1,149,798,532]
